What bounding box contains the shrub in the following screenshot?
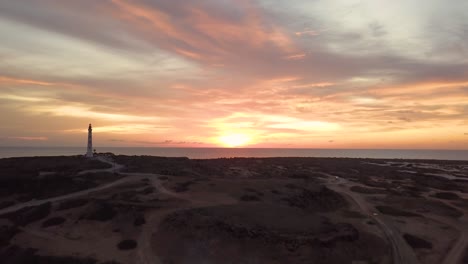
[239,195,261,202]
[350,186,386,194]
[6,203,51,226]
[57,199,88,211]
[134,215,146,226]
[403,233,432,249]
[42,217,66,228]
[117,239,137,250]
[83,202,116,222]
[433,192,460,200]
[375,206,421,217]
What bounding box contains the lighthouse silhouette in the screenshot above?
[86,124,93,158]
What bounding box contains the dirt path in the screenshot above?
[443,230,468,264]
[0,156,131,216]
[0,176,135,216]
[122,171,238,264]
[434,213,468,264]
[136,211,164,264]
[323,174,420,264]
[77,156,124,175]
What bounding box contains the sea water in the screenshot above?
[0,147,467,160]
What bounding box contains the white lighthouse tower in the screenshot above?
[86,124,93,158]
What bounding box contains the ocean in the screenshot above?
[0,147,467,160]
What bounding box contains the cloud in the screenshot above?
[0,0,467,148]
[0,76,55,86]
[7,136,48,141]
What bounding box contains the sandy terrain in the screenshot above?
[0,155,467,264]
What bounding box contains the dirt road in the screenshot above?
[323,174,420,264]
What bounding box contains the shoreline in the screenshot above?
[1,147,468,160]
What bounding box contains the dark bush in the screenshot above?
[0,201,15,210]
[342,210,365,218]
[134,215,146,226]
[403,233,432,249]
[285,183,299,189]
[244,188,264,196]
[463,248,468,264]
[57,199,88,211]
[42,217,66,228]
[0,156,110,200]
[117,239,137,250]
[83,202,116,222]
[375,206,421,217]
[140,187,155,194]
[350,186,386,194]
[433,192,460,200]
[287,172,310,179]
[239,195,261,202]
[271,189,281,195]
[283,187,348,212]
[0,225,19,249]
[0,245,97,264]
[5,202,51,226]
[173,181,196,192]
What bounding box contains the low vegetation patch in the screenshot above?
[239,194,261,202]
[350,186,387,194]
[4,203,51,226]
[0,225,19,249]
[134,215,146,226]
[375,206,421,217]
[82,202,116,222]
[173,181,196,192]
[117,239,137,250]
[0,245,97,264]
[140,186,155,194]
[57,199,88,211]
[463,248,468,264]
[244,188,264,196]
[432,192,460,200]
[341,210,366,219]
[271,189,282,195]
[0,201,15,210]
[42,216,66,228]
[0,156,110,200]
[283,187,348,212]
[403,233,432,249]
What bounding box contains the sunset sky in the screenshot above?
[1,0,467,149]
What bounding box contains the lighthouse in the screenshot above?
[86,124,93,158]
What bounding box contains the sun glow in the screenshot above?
[218,133,251,147]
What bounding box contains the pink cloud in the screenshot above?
[8,136,48,141]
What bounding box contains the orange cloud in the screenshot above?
[295,30,321,37]
[374,80,468,96]
[291,82,334,88]
[284,53,306,60]
[0,76,55,86]
[8,136,48,141]
[108,0,297,62]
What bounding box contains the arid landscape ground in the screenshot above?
[1,155,468,264]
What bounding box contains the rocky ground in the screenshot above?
[0,155,467,264]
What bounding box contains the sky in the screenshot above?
[0,0,467,149]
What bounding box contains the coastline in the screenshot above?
[1,147,468,160]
